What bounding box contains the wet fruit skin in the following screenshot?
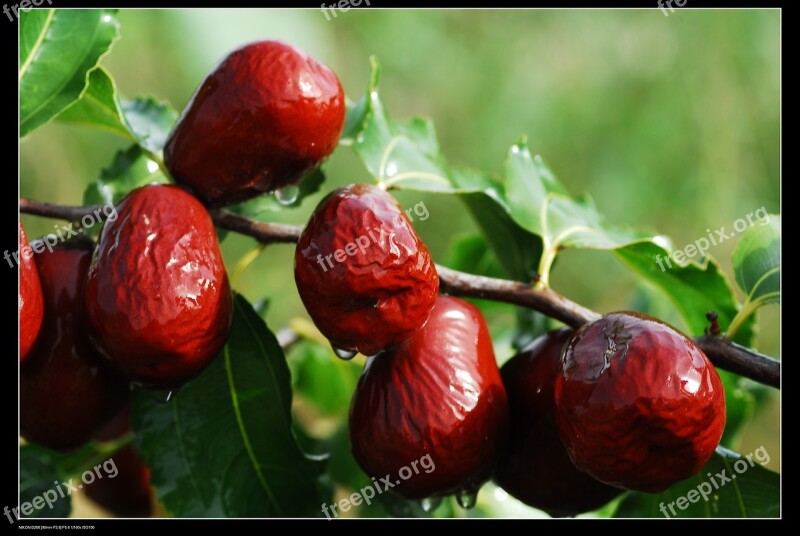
[164,40,346,207]
[554,312,726,493]
[350,296,509,499]
[295,184,439,356]
[21,243,129,451]
[85,406,153,518]
[494,328,621,517]
[19,222,44,362]
[85,184,233,388]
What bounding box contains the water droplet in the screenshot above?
[455,489,478,510]
[275,185,299,205]
[419,496,442,512]
[145,387,177,404]
[332,345,357,360]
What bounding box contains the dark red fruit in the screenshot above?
[85,407,153,518]
[554,312,726,493]
[19,222,44,362]
[349,296,509,499]
[85,185,233,388]
[164,40,346,207]
[295,184,438,356]
[21,243,129,451]
[494,329,621,517]
[85,446,153,517]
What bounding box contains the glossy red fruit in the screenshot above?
[295,184,438,356]
[494,329,621,517]
[21,242,129,451]
[85,185,233,388]
[350,296,509,499]
[554,312,726,493]
[85,407,153,518]
[19,222,44,362]
[164,40,346,207]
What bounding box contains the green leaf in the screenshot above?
[19,439,128,519]
[120,97,178,154]
[83,145,168,206]
[726,215,780,338]
[615,241,755,344]
[344,56,753,366]
[20,9,120,137]
[287,339,361,418]
[344,58,661,286]
[131,294,323,517]
[19,444,73,519]
[58,66,178,154]
[55,67,129,137]
[615,447,779,518]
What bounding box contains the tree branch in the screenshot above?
[20,198,780,389]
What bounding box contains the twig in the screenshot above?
[20,198,780,389]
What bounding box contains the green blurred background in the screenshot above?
[20,8,779,518]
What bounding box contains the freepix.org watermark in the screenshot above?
[3,0,51,23]
[659,446,771,518]
[11,204,117,269]
[321,453,435,519]
[658,0,687,17]
[4,458,118,523]
[314,201,429,272]
[655,206,770,272]
[320,0,370,21]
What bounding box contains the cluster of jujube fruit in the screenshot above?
[19,40,727,518]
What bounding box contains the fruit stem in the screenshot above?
[230,243,266,285]
[725,299,759,340]
[536,246,558,287]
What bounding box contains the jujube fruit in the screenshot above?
[494,328,621,517]
[85,407,153,518]
[164,40,346,207]
[21,242,129,451]
[349,296,509,499]
[554,311,726,492]
[19,221,44,362]
[295,184,438,356]
[85,184,233,388]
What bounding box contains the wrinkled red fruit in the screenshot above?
[350,296,509,499]
[165,40,345,207]
[85,185,233,387]
[85,407,153,518]
[19,222,44,362]
[85,446,153,518]
[295,184,438,356]
[554,312,726,493]
[21,243,129,451]
[494,329,621,517]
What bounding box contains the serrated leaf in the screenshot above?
[20,9,120,137]
[615,447,779,518]
[344,57,755,355]
[615,241,755,344]
[131,294,322,517]
[83,145,167,206]
[58,66,177,154]
[344,58,662,286]
[55,67,129,137]
[732,215,780,307]
[120,97,178,153]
